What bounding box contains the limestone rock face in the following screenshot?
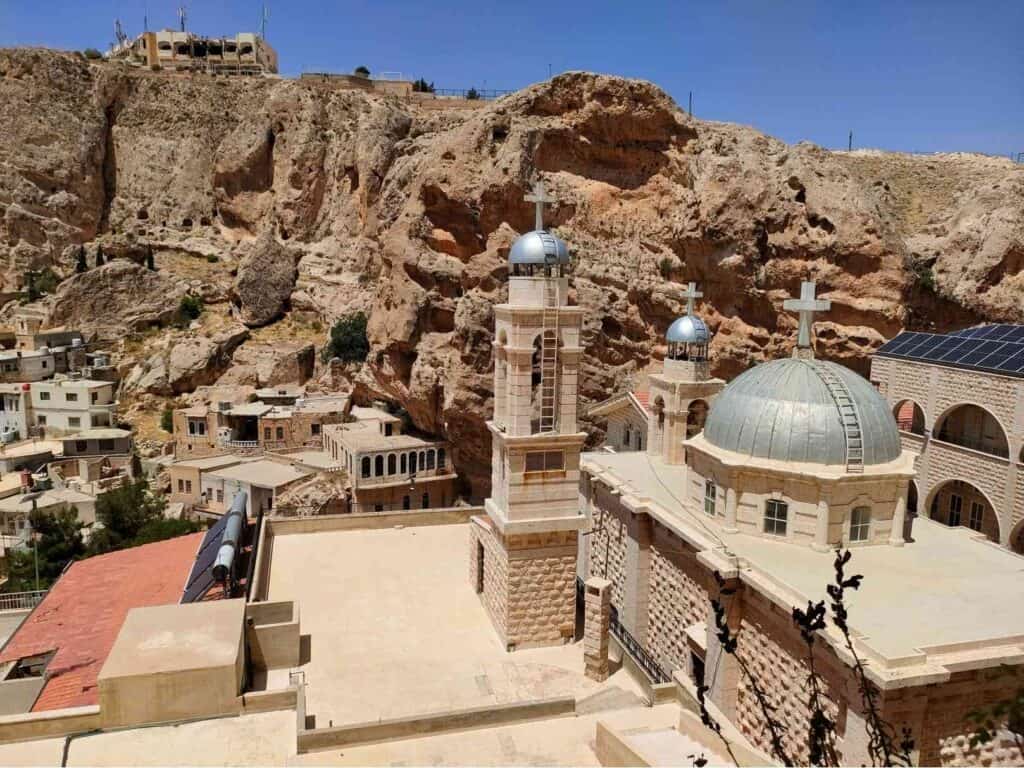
[216,341,315,387]
[123,324,250,396]
[232,232,298,327]
[2,49,1022,496]
[46,260,186,342]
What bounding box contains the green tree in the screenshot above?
[131,517,201,546]
[412,78,435,93]
[354,65,370,78]
[321,312,370,363]
[466,87,480,100]
[88,479,168,555]
[75,246,88,274]
[160,407,175,433]
[82,48,103,60]
[5,507,85,592]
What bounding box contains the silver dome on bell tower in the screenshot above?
[508,180,571,271]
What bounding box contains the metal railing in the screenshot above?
[422,87,513,101]
[609,606,670,684]
[0,590,46,611]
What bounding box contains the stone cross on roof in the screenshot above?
[524,180,555,232]
[681,281,702,316]
[783,280,831,349]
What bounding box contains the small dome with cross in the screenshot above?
[666,314,710,344]
[509,178,571,267]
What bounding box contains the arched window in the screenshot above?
[387,454,396,475]
[374,455,384,476]
[426,450,435,470]
[361,456,370,478]
[419,450,426,469]
[530,331,559,434]
[438,448,446,470]
[934,404,1008,458]
[400,453,407,474]
[893,400,926,435]
[928,479,1000,543]
[686,400,709,439]
[410,452,418,474]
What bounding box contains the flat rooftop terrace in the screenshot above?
[265,522,642,728]
[582,450,1024,673]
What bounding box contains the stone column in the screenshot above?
[723,486,738,534]
[890,484,907,547]
[813,498,831,551]
[584,577,612,682]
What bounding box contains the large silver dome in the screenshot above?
[702,358,901,467]
[509,230,570,265]
[666,315,710,344]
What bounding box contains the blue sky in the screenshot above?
[2,1,1022,155]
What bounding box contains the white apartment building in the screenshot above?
[30,378,117,435]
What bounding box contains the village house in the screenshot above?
[29,377,116,435]
[172,392,350,458]
[870,324,1024,554]
[586,389,650,452]
[198,458,310,517]
[0,384,30,440]
[168,454,258,511]
[322,405,457,513]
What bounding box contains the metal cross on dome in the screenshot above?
[783,280,831,348]
[524,179,556,232]
[681,281,702,316]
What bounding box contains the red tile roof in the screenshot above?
[0,532,203,712]
[632,390,651,413]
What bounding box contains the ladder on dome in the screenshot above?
[539,279,559,433]
[808,361,864,473]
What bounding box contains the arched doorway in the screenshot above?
[893,400,926,435]
[686,399,709,439]
[927,479,1000,544]
[934,404,1009,458]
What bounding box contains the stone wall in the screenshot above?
[733,590,842,766]
[505,530,578,650]
[882,667,1024,767]
[469,517,508,643]
[646,521,710,676]
[588,485,629,612]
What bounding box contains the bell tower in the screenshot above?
[469,180,587,651]
[647,282,725,464]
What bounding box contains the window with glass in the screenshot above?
[65,392,78,402]
[361,457,370,478]
[68,417,81,428]
[949,494,963,526]
[39,392,50,401]
[764,500,789,536]
[525,451,565,472]
[704,479,717,516]
[968,501,984,532]
[850,507,871,542]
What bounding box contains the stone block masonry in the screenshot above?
[583,577,611,682]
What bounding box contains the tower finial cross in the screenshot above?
[681,281,703,316]
[783,280,831,350]
[524,179,556,232]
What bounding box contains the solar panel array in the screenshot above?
[181,514,229,604]
[876,324,1024,378]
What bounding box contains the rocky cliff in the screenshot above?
[2,48,1022,494]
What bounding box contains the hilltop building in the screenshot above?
[106,30,278,75]
[871,324,1024,554]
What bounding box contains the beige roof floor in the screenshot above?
[0,709,295,766]
[582,450,1024,664]
[291,702,685,767]
[266,523,644,728]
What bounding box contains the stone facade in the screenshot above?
[470,518,577,650]
[871,355,1024,553]
[646,521,710,677]
[583,577,612,682]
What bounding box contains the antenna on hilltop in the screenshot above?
[260,3,270,39]
[114,19,127,45]
[177,5,188,32]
